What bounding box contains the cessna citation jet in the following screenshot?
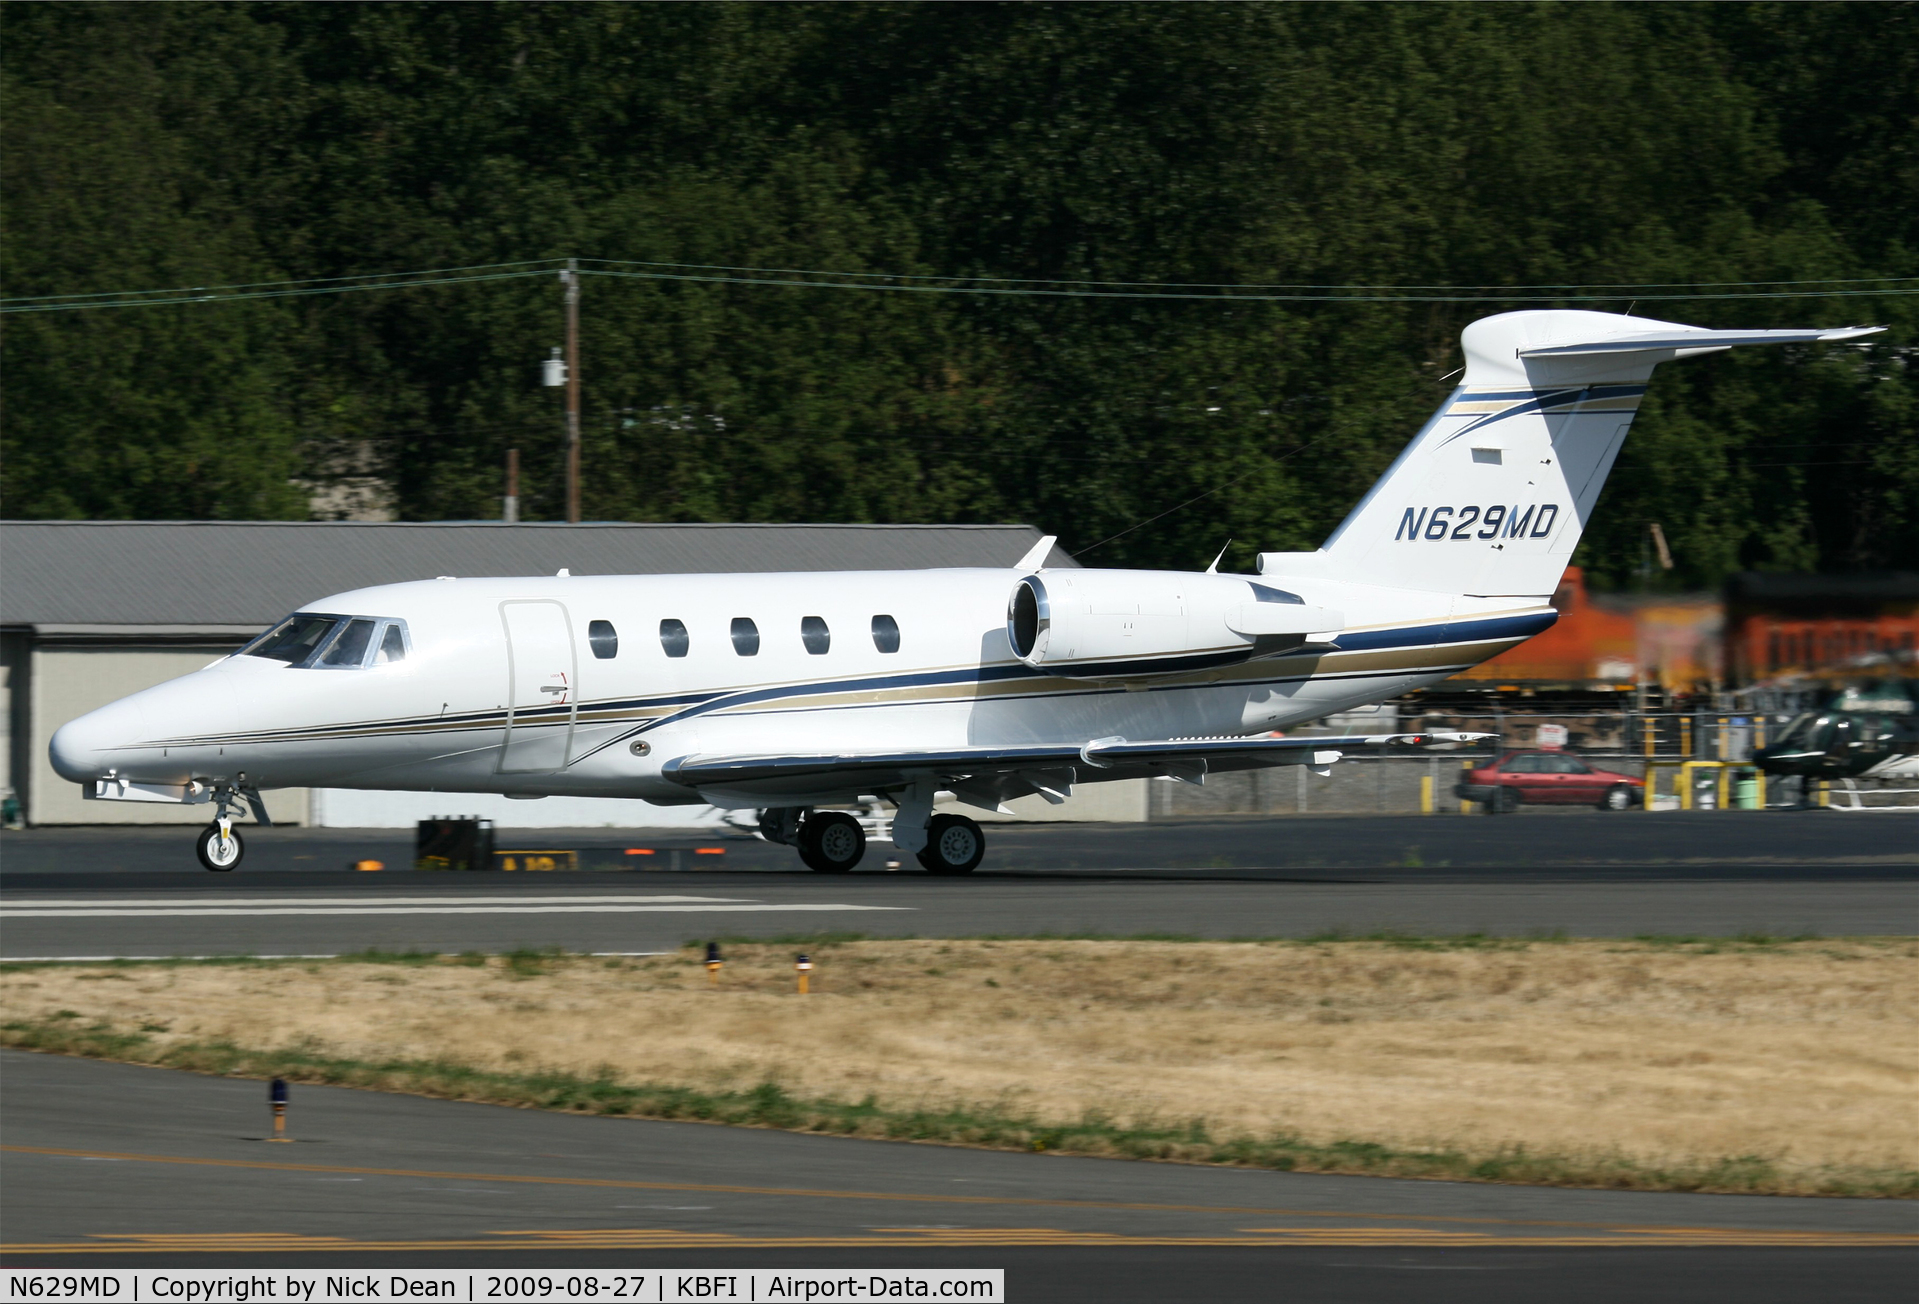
[51,309,1880,872]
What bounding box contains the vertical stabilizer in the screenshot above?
[1270,311,1880,597]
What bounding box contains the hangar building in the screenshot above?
[0,520,1143,828]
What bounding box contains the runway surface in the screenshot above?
[3,1051,1912,1300]
[2,813,1912,958]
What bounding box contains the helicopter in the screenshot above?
[1751,682,1919,783]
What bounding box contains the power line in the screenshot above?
[0,268,556,314]
[583,257,1919,293]
[579,265,1918,304]
[1071,429,1349,558]
[6,259,1916,314]
[0,259,563,306]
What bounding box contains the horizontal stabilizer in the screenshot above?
[1518,325,1882,358]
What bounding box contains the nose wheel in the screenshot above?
[196,821,245,872]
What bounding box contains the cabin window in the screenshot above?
[588,619,619,659]
[374,623,408,664]
[801,616,831,655]
[731,617,760,656]
[871,614,901,654]
[659,618,690,658]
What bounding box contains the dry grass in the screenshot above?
[4,937,1914,1195]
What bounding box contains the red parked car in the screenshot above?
[1455,750,1644,811]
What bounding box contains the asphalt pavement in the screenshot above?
[3,1051,1912,1300]
[1,813,1912,958]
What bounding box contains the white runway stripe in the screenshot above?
[0,903,911,918]
[2,895,746,908]
[1,952,677,963]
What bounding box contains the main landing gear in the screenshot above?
[919,814,984,874]
[758,806,985,875]
[798,811,866,873]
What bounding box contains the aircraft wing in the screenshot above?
[662,731,1490,806]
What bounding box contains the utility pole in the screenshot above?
[563,258,582,524]
[503,448,519,523]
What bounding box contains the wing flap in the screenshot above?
[662,732,1490,790]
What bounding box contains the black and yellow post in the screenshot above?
[795,953,813,995]
[269,1078,290,1142]
[705,942,723,986]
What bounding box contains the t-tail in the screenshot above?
[1259,310,1881,598]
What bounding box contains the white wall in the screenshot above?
[29,647,312,825]
[316,780,1149,828]
[24,643,1146,829]
[939,779,1149,823]
[0,632,23,804]
[309,788,726,829]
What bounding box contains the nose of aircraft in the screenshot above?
[48,696,149,782]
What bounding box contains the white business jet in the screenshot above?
[51,310,1879,872]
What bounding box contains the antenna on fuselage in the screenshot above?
[1205,539,1233,574]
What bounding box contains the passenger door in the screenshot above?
[1500,753,1547,801]
[500,600,576,773]
[1549,753,1596,802]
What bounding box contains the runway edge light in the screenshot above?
[269,1077,290,1142]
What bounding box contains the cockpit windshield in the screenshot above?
[243,614,343,664]
[1771,713,1834,751]
[241,613,410,668]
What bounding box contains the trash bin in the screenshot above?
[1733,771,1761,810]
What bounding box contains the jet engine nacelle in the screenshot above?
[1006,570,1344,678]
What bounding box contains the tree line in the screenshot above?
[3,1,1914,588]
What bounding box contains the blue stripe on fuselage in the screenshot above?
[566,609,1557,761]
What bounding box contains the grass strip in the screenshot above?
[5,1011,1911,1200]
[0,930,1852,972]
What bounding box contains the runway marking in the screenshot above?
[1,953,677,963]
[0,903,910,918]
[3,1146,1905,1245]
[6,1226,1913,1253]
[5,895,750,909]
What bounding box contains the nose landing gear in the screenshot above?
[192,783,270,871]
[196,819,244,872]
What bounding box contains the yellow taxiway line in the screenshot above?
[4,1145,1910,1252]
[7,1228,1914,1253]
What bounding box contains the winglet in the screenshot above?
[1015,534,1057,571]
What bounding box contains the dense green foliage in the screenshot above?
[3,2,1914,586]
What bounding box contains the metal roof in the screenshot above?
[0,521,1073,630]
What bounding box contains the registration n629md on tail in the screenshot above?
[52,310,1880,872]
